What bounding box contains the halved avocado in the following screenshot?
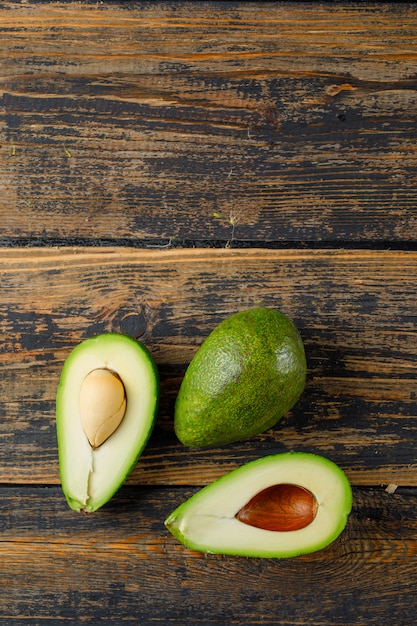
[165,452,352,557]
[56,333,159,512]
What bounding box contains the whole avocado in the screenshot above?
[174,307,306,447]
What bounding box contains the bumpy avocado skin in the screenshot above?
[174,308,307,447]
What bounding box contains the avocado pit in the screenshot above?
[235,483,319,532]
[79,367,127,449]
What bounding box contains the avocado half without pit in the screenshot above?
[164,453,352,558]
[56,333,159,512]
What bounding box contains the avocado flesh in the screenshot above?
[164,453,352,558]
[174,308,307,447]
[56,333,159,512]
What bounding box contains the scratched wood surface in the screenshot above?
[1,247,416,488]
[1,1,417,245]
[0,486,416,625]
[0,2,416,625]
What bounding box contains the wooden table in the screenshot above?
[1,2,416,623]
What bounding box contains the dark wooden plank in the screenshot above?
[1,2,417,243]
[0,247,416,486]
[0,485,416,625]
[1,4,415,625]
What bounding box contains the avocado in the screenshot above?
[56,333,159,512]
[165,452,352,557]
[174,307,306,447]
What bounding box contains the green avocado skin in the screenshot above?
[174,307,307,447]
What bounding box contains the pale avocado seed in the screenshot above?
[79,368,127,449]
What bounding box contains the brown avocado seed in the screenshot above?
[235,483,318,532]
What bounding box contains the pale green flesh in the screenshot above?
[56,334,158,512]
[165,453,352,558]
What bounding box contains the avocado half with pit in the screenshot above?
[56,333,159,512]
[165,452,352,558]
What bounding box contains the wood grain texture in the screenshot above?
[0,486,416,625]
[1,2,416,623]
[1,2,417,243]
[0,247,416,486]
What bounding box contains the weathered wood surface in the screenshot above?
[1,248,416,488]
[1,1,417,244]
[0,2,416,625]
[1,486,416,625]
